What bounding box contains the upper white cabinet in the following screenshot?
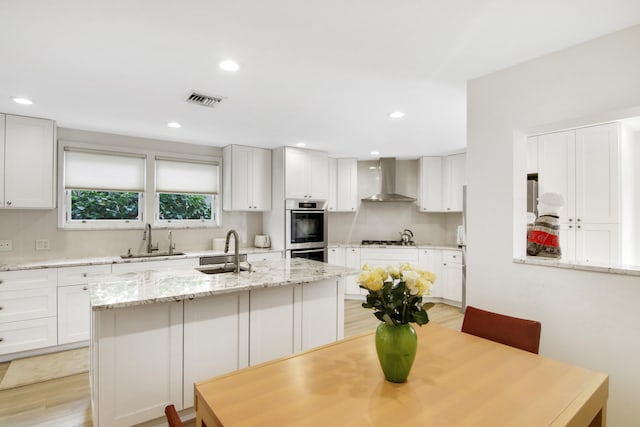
[1,114,56,209]
[223,145,271,211]
[537,122,620,265]
[284,147,329,200]
[327,158,358,212]
[418,153,466,212]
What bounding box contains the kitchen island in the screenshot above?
[89,258,357,427]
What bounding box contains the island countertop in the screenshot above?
[89,258,359,311]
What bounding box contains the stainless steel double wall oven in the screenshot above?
[285,199,327,262]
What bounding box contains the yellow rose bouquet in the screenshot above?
[357,263,435,326]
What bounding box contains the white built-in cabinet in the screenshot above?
[223,145,272,211]
[537,122,620,265]
[0,114,56,209]
[418,248,443,299]
[0,269,58,355]
[327,158,358,212]
[57,265,111,345]
[92,278,343,426]
[284,147,329,200]
[328,246,361,296]
[418,153,466,212]
[183,292,249,408]
[441,250,463,304]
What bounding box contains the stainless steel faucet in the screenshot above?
[224,229,240,273]
[143,224,158,254]
[168,231,175,255]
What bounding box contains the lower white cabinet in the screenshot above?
[57,264,111,345]
[92,279,344,426]
[249,285,297,365]
[442,250,463,304]
[418,248,443,299]
[183,292,249,408]
[345,247,362,296]
[0,269,58,355]
[93,301,184,427]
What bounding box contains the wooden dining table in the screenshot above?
[194,323,608,427]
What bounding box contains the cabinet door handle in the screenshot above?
[577,225,581,229]
[0,306,3,310]
[0,338,4,342]
[569,218,573,222]
[0,280,3,285]
[83,287,88,291]
[83,273,88,278]
[6,201,11,206]
[577,218,581,222]
[569,225,573,229]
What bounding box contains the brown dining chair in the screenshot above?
[165,404,183,427]
[461,306,542,354]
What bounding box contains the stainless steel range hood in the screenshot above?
[361,157,416,202]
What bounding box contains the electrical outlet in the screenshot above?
[35,239,51,251]
[0,240,13,251]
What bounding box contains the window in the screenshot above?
[63,149,146,228]
[155,158,220,227]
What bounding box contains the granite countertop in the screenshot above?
[89,258,360,311]
[0,247,282,272]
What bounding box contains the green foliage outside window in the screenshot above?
[159,193,212,220]
[71,190,140,220]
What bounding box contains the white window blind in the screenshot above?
[65,150,145,191]
[155,159,219,194]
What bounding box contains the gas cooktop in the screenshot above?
[361,240,416,246]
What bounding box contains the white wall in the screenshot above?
[467,25,640,426]
[327,160,461,245]
[0,128,263,264]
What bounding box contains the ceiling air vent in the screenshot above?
[185,91,224,108]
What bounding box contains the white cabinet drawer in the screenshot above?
[360,248,419,264]
[0,317,57,355]
[0,269,57,323]
[442,250,462,265]
[57,264,112,286]
[0,286,57,323]
[247,251,282,262]
[0,268,57,291]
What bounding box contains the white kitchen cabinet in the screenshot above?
[183,292,249,407]
[441,250,462,304]
[527,136,538,174]
[538,123,620,265]
[246,251,282,262]
[92,301,184,427]
[418,248,443,299]
[284,147,329,200]
[301,279,342,350]
[418,153,466,212]
[0,269,58,355]
[345,246,362,296]
[359,247,420,295]
[110,257,198,274]
[57,264,111,345]
[1,114,56,209]
[327,246,346,266]
[249,285,297,365]
[327,158,358,212]
[223,145,271,211]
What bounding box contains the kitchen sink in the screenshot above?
[120,251,186,259]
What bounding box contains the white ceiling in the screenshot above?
[1,1,640,159]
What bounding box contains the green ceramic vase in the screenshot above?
[375,323,418,383]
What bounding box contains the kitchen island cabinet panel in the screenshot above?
[183,292,249,408]
[249,285,297,366]
[93,301,184,427]
[301,279,343,350]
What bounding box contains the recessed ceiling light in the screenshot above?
[167,122,182,128]
[296,142,306,147]
[370,151,380,156]
[12,97,33,105]
[219,60,240,72]
[389,111,405,119]
[368,166,377,170]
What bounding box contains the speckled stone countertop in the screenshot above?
[0,247,282,272]
[90,258,360,311]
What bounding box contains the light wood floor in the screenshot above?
[0,302,462,426]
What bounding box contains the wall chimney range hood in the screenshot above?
[361,157,416,202]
